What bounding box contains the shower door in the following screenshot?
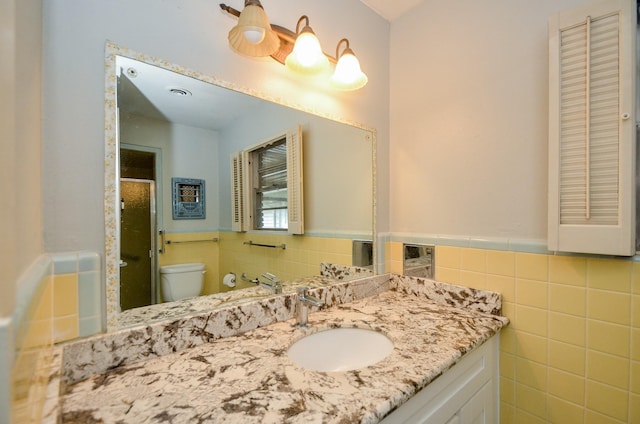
[120,178,157,310]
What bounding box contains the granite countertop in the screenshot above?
[58,277,508,423]
[117,263,373,329]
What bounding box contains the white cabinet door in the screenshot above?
[458,381,493,424]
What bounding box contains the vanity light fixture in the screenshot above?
[284,15,329,75]
[330,38,368,91]
[227,0,280,57]
[220,3,368,90]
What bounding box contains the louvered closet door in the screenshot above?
[548,0,636,255]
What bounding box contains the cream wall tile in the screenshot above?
[53,315,79,343]
[33,277,53,320]
[587,258,631,293]
[549,340,585,376]
[486,275,515,303]
[516,252,548,282]
[459,270,486,289]
[549,312,585,346]
[630,393,640,424]
[633,329,640,361]
[633,262,640,295]
[487,250,515,277]
[502,301,516,322]
[501,352,516,379]
[586,351,629,390]
[587,320,630,356]
[631,360,640,394]
[53,274,78,317]
[515,409,546,424]
[435,245,460,269]
[501,403,516,424]
[516,332,548,364]
[632,295,640,327]
[515,305,548,337]
[500,327,517,354]
[549,284,586,317]
[434,266,459,284]
[516,358,547,391]
[501,376,515,405]
[461,248,486,273]
[390,241,403,262]
[587,290,630,326]
[585,410,627,424]
[548,368,585,405]
[515,383,547,420]
[388,260,403,274]
[585,380,628,422]
[548,395,584,423]
[22,320,53,349]
[549,256,587,286]
[516,279,548,309]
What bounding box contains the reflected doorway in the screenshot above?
[120,179,157,310]
[120,147,159,311]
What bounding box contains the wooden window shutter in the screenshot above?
[286,125,304,235]
[230,151,249,232]
[548,0,636,255]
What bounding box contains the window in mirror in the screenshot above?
[252,138,288,230]
[232,125,304,234]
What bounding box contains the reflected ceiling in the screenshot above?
[117,56,263,131]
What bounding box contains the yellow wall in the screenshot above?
[387,242,640,423]
[11,265,81,421]
[159,231,353,294]
[219,233,352,292]
[158,232,220,296]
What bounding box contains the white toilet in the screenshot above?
[160,263,205,302]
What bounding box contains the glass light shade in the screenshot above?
[228,4,280,57]
[331,51,368,90]
[243,27,265,44]
[285,30,329,74]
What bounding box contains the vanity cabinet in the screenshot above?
[381,335,499,424]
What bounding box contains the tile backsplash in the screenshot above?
[3,251,102,424]
[386,241,640,424]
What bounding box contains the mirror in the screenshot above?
[104,43,375,331]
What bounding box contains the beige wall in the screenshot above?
[390,0,587,241]
[42,0,390,256]
[0,0,43,317]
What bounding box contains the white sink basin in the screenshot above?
[287,328,393,372]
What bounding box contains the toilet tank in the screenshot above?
[159,263,205,301]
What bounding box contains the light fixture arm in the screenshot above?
[295,15,310,35]
[219,3,241,17]
[335,38,351,59]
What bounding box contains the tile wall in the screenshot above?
[218,232,354,291]
[386,241,640,423]
[5,252,101,424]
[158,231,220,295]
[160,231,357,295]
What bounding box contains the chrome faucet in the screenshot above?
[296,287,324,326]
[261,272,282,294]
[241,272,282,294]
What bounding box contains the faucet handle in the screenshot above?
[262,272,280,283]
